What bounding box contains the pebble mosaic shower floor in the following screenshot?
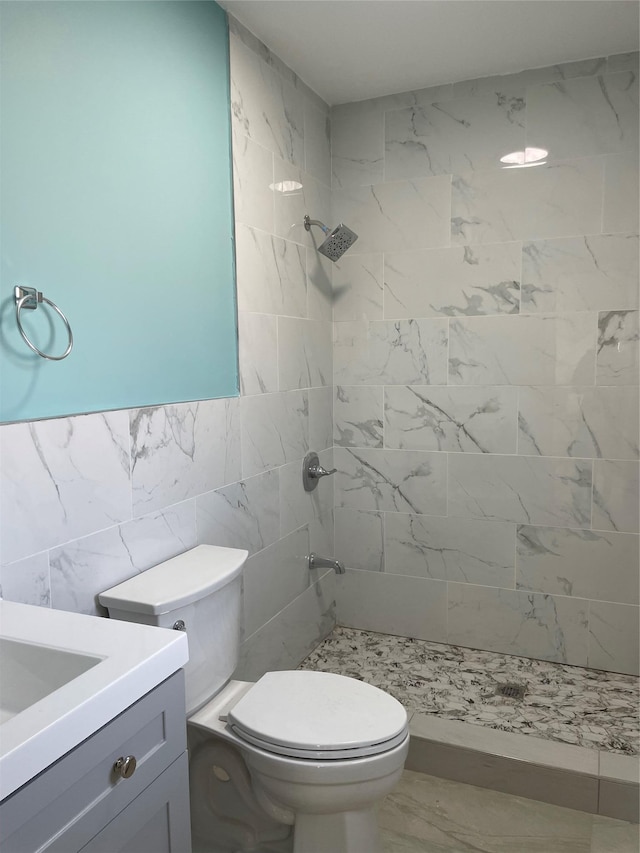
[298,627,639,756]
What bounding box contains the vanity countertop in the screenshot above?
[0,600,188,801]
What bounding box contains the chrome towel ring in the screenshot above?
[14,285,74,361]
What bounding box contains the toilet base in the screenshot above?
[292,808,380,853]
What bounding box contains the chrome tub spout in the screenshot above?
[307,553,346,574]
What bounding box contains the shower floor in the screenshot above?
[298,626,639,757]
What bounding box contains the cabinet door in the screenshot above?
[0,672,187,853]
[80,752,191,853]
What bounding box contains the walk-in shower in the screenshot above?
[303,214,358,261]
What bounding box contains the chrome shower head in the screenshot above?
[304,215,358,262]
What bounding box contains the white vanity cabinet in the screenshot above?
[0,672,191,853]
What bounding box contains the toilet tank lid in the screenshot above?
[98,545,248,615]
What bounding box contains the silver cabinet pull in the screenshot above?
[113,755,137,779]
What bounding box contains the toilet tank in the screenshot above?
[99,545,248,715]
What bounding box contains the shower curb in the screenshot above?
[407,713,639,824]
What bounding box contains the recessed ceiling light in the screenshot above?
[500,147,548,168]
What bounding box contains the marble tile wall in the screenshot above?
[1,23,637,684]
[0,17,337,678]
[332,52,640,675]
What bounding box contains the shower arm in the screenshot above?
[303,215,330,235]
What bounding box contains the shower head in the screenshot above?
[304,215,358,262]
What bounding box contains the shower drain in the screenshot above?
[495,682,527,700]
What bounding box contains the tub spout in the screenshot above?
[308,553,346,574]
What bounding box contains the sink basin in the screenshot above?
[0,600,188,801]
[0,638,101,724]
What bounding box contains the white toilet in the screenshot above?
[99,545,409,853]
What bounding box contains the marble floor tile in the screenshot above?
[380,771,639,853]
[300,627,639,756]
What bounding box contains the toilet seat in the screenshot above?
[227,671,409,761]
[229,724,408,760]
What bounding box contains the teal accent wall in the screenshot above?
[0,1,238,423]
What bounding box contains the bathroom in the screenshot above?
[0,0,638,850]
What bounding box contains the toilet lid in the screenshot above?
[227,671,408,758]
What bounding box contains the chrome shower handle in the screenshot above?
[302,451,337,492]
[308,463,337,479]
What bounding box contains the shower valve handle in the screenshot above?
[309,463,337,479]
[302,451,337,492]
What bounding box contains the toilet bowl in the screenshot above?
[99,545,409,853]
[190,672,409,853]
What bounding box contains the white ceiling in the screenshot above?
[220,0,640,105]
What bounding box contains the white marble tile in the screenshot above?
[453,58,608,103]
[334,385,383,448]
[334,319,448,386]
[50,503,197,616]
[449,454,593,528]
[384,385,518,454]
[308,386,334,452]
[385,243,521,319]
[306,249,333,321]
[527,72,639,160]
[130,399,241,516]
[385,514,515,587]
[408,716,599,775]
[303,99,331,187]
[333,253,384,322]
[334,447,447,516]
[452,72,527,101]
[273,158,331,245]
[448,583,588,666]
[451,158,604,245]
[336,569,447,643]
[229,17,329,115]
[385,93,525,180]
[278,317,332,390]
[596,310,639,386]
[606,51,640,74]
[588,601,640,676]
[518,386,639,460]
[243,526,311,638]
[331,107,384,188]
[235,224,307,317]
[517,525,639,605]
[334,508,384,572]
[240,391,308,479]
[231,134,274,232]
[236,571,336,680]
[0,412,132,565]
[591,814,640,853]
[238,312,278,396]
[0,553,50,607]
[279,449,333,540]
[603,151,639,233]
[449,314,597,386]
[331,85,453,122]
[592,460,639,534]
[333,176,451,254]
[599,752,640,785]
[378,768,595,853]
[522,234,639,314]
[230,34,304,166]
[196,470,279,557]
